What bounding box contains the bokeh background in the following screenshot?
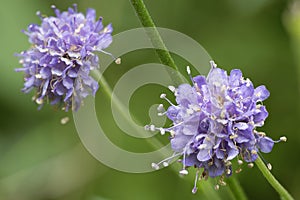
[0,0,300,199]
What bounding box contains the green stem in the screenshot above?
[227,176,248,200]
[255,156,294,200]
[130,0,184,85]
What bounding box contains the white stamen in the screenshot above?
[150,125,155,132]
[192,187,198,194]
[219,181,227,186]
[157,113,165,116]
[267,163,272,171]
[159,128,165,135]
[144,125,150,131]
[210,60,217,68]
[35,98,43,105]
[192,170,199,194]
[168,85,176,92]
[214,184,220,190]
[151,163,159,170]
[163,162,169,167]
[179,169,189,175]
[160,93,166,99]
[186,66,191,75]
[226,169,231,175]
[280,136,287,142]
[198,144,207,150]
[248,163,254,168]
[60,117,69,125]
[157,104,164,112]
[237,160,243,165]
[186,108,194,115]
[115,57,121,64]
[35,74,42,79]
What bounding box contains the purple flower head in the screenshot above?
[146,61,286,192]
[16,4,113,111]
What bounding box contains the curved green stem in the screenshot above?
[255,156,294,200]
[130,0,184,85]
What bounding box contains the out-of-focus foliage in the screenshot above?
[0,0,299,199]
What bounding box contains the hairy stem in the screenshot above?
[130,0,184,85]
[255,157,294,200]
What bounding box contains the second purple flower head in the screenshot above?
[16,4,113,111]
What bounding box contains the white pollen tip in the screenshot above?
[157,104,164,111]
[144,125,150,131]
[60,117,69,125]
[179,169,189,175]
[115,57,121,64]
[192,187,198,194]
[51,5,56,9]
[159,128,166,135]
[186,66,191,75]
[168,85,176,92]
[151,163,159,170]
[237,160,243,165]
[163,162,169,167]
[248,163,254,168]
[214,184,220,190]
[150,125,156,132]
[35,98,43,105]
[210,60,217,68]
[267,163,272,171]
[160,93,166,99]
[280,136,287,142]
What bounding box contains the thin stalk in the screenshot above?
[130,0,185,85]
[255,157,294,200]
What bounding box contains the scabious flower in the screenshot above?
[16,4,113,111]
[146,61,286,192]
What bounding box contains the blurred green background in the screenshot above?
[0,0,300,199]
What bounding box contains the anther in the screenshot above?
[60,117,69,125]
[235,168,242,174]
[186,66,191,75]
[210,60,217,68]
[160,93,166,99]
[248,163,254,168]
[115,57,121,65]
[226,169,231,175]
[163,162,169,167]
[179,169,189,175]
[214,184,220,190]
[35,98,43,105]
[219,181,227,186]
[237,160,243,165]
[192,187,198,194]
[267,163,272,171]
[225,161,232,167]
[280,136,287,142]
[157,104,164,112]
[150,125,155,132]
[159,128,166,135]
[251,150,257,155]
[151,163,159,170]
[168,85,176,93]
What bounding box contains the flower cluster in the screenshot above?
[146,61,286,192]
[16,4,113,111]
